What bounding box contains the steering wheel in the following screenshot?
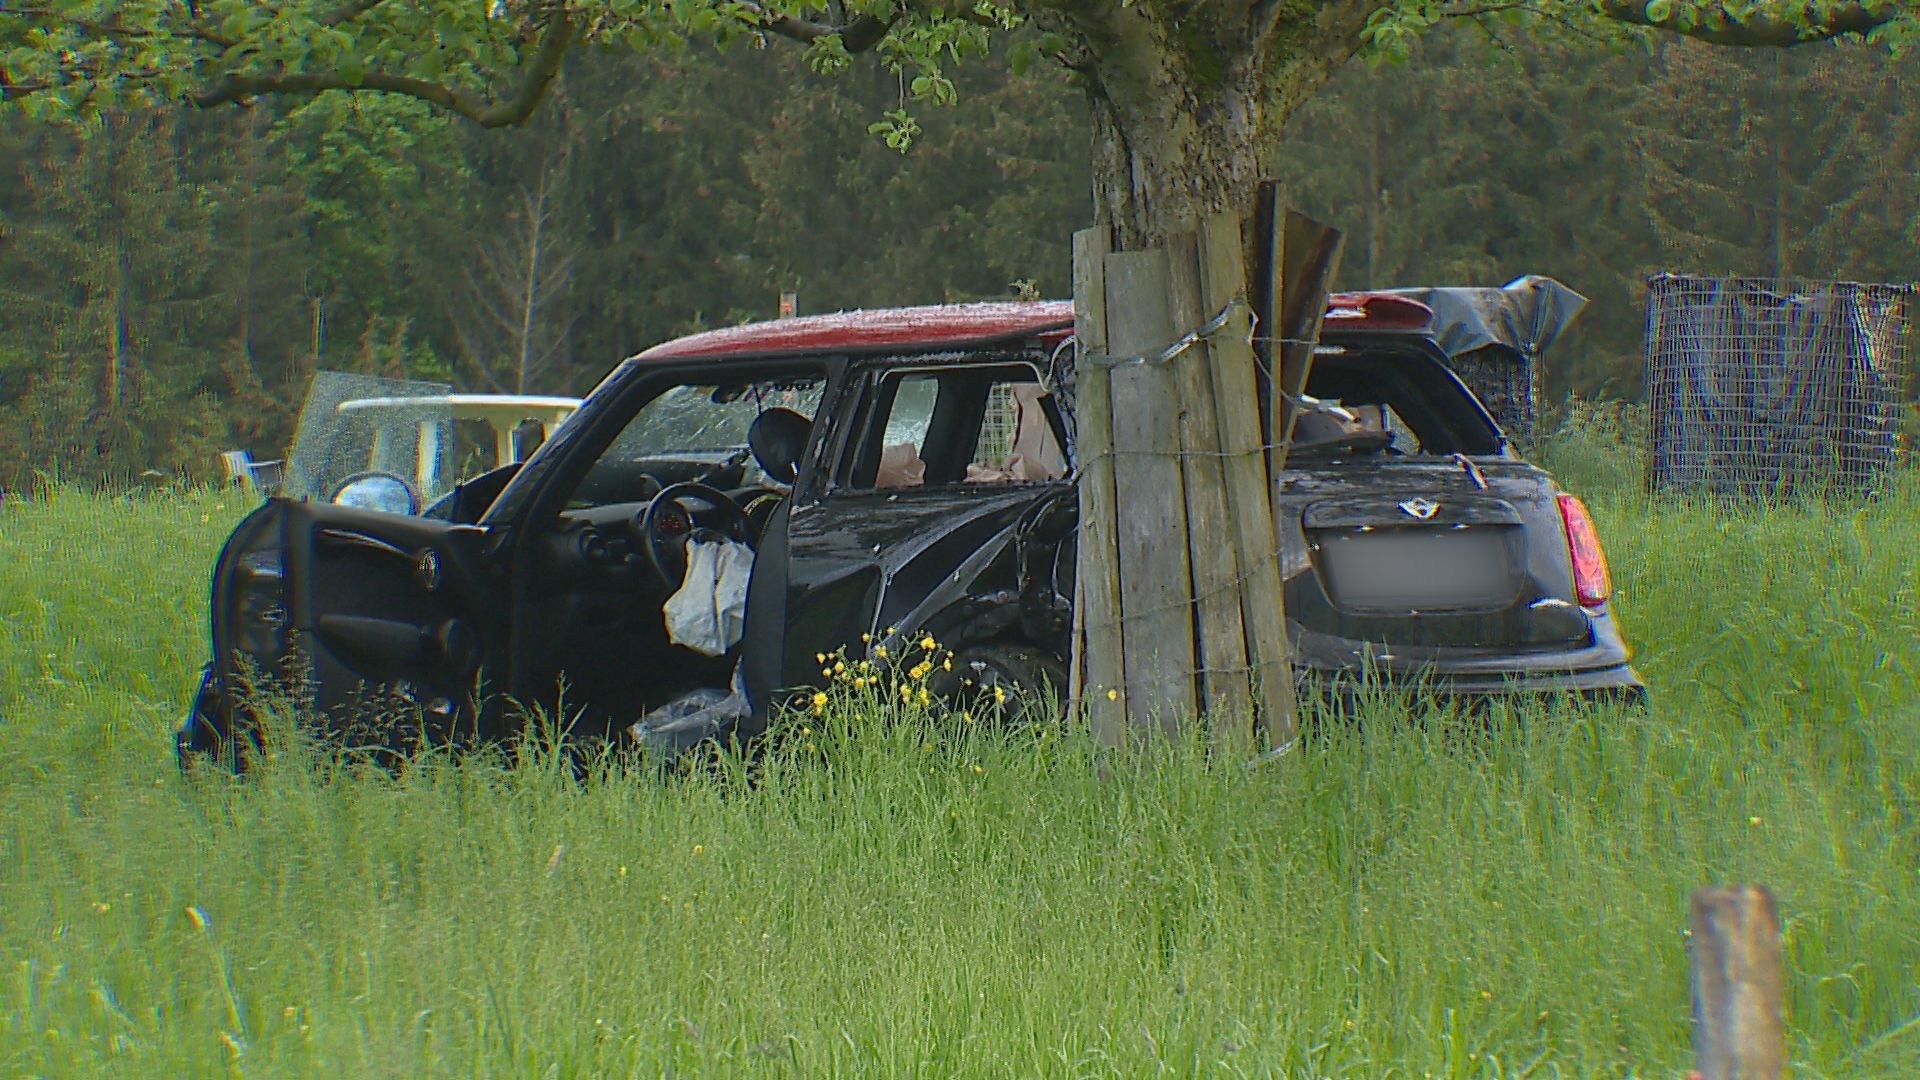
[631,481,754,585]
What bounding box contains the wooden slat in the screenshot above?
[1198,213,1296,749]
[1103,247,1199,732]
[1164,231,1250,734]
[1269,209,1346,470]
[1247,182,1284,458]
[1071,227,1127,746]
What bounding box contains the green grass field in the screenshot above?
[2,458,1916,1077]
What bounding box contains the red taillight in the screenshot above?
[1555,494,1612,607]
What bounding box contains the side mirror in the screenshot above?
[330,473,418,516]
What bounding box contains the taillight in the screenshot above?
[1555,494,1612,607]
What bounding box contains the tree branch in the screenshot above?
[190,9,572,126]
[734,0,894,52]
[1435,1,1612,41]
[1591,0,1907,45]
[2,3,236,48]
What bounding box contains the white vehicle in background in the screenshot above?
[224,372,581,518]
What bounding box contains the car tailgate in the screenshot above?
[1277,460,1592,654]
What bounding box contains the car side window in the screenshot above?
[847,365,1067,490]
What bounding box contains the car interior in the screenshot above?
[505,375,829,729]
[1292,347,1506,458]
[840,361,1068,491]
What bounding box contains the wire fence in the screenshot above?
[1644,274,1915,497]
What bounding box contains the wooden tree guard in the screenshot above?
[1070,199,1325,745]
[1690,885,1785,1080]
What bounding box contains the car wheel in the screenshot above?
[929,642,1069,724]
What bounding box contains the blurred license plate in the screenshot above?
[1316,527,1518,613]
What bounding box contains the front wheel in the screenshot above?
[927,642,1068,724]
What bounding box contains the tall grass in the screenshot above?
[2,455,1916,1077]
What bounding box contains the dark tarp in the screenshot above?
[1380,275,1589,440]
[1644,274,1914,496]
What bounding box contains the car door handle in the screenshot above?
[317,528,413,560]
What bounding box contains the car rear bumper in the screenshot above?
[1301,662,1646,705]
[1290,608,1647,706]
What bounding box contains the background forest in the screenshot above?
[0,27,1915,487]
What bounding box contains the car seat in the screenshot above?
[747,407,811,485]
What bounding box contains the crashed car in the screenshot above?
[180,288,1642,764]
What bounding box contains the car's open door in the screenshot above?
[186,498,513,764]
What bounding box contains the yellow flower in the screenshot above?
[992,686,1007,705]
[873,645,888,659]
[692,845,704,855]
[811,692,828,711]
[822,667,833,677]
[972,765,984,774]
[899,683,913,703]
[816,652,827,663]
[861,632,871,643]
[942,658,952,671]
[833,660,845,674]
[917,689,930,706]
[1106,688,1119,701]
[919,635,936,651]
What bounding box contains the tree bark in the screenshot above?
[1043,1,1376,248]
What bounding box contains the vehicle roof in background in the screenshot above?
[633,293,1439,363]
[337,394,581,422]
[1377,276,1587,361]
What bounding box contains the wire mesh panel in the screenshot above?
[1645,274,1914,496]
[1446,346,1536,441]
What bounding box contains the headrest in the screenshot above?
[748,407,811,485]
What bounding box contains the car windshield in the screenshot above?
[611,381,823,457]
[565,378,827,510]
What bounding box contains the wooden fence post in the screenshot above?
[1690,885,1785,1080]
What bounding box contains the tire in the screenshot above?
[928,641,1069,724]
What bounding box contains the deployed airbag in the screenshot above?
[664,539,753,656]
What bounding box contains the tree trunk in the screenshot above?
[1054,2,1375,247]
[1051,2,1372,738]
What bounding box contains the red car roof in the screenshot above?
[635,294,1432,362]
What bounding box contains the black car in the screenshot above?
[180,289,1642,764]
